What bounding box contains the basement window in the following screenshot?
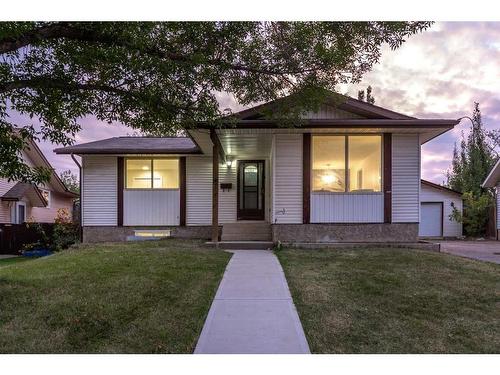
[134,230,171,238]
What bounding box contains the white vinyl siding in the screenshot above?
[186,156,212,225]
[302,104,363,119]
[219,161,237,223]
[82,156,117,226]
[392,134,420,223]
[311,193,383,223]
[272,134,303,223]
[124,190,180,226]
[0,178,17,223]
[420,184,462,237]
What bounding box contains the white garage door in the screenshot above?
[419,202,443,237]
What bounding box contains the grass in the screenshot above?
[0,239,231,353]
[0,257,32,268]
[276,247,500,353]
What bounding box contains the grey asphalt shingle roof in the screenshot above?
[54,137,200,155]
[1,182,47,207]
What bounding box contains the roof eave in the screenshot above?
[54,149,203,155]
[482,159,500,188]
[195,119,460,129]
[421,179,462,196]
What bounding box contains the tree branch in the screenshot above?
[0,22,321,77]
[0,77,190,113]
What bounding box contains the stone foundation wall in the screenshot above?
[272,223,419,243]
[82,226,221,243]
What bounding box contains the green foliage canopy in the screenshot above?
[0,21,431,183]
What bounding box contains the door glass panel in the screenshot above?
[244,165,258,186]
[244,192,258,209]
[243,164,258,209]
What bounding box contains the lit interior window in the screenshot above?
[348,136,381,192]
[312,136,346,192]
[134,230,171,238]
[126,159,179,189]
[312,135,381,193]
[126,159,152,188]
[153,159,179,189]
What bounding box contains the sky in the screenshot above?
[12,21,500,184]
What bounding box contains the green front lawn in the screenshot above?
[0,257,32,268]
[0,240,231,353]
[277,247,500,353]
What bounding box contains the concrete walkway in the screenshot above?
[195,250,310,354]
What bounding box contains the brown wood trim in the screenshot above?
[117,157,124,226]
[211,129,219,242]
[383,133,392,223]
[179,157,186,226]
[303,133,311,224]
[196,119,459,128]
[209,128,226,161]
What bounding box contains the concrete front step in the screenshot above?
[221,222,272,241]
[222,234,272,241]
[205,241,274,250]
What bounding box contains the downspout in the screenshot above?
[70,154,83,242]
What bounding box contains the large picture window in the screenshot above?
[312,135,381,193]
[125,158,179,189]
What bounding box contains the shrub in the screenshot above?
[23,209,79,252]
[450,192,493,237]
[52,208,79,251]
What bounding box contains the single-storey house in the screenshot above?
[483,159,500,240]
[419,179,462,238]
[1,138,78,224]
[55,94,460,244]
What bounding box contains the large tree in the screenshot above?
[447,102,498,237]
[447,103,497,195]
[0,21,431,183]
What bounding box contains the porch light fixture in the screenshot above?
[225,157,233,168]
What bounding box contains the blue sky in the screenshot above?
[13,22,499,184]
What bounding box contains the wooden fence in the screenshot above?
[0,223,54,255]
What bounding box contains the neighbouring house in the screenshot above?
[419,180,462,238]
[54,94,460,244]
[0,138,78,225]
[483,159,500,240]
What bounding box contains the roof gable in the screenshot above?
[20,136,78,197]
[421,179,462,196]
[233,92,415,121]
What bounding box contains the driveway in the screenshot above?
[194,250,310,354]
[438,240,500,264]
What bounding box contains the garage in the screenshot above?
[419,180,463,238]
[420,202,443,237]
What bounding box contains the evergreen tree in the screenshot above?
[357,85,375,104]
[446,102,497,236]
[447,102,496,195]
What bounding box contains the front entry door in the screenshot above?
[237,160,265,220]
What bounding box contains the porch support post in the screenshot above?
[210,129,219,243]
[383,133,392,223]
[179,157,186,226]
[303,133,311,224]
[117,157,124,227]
